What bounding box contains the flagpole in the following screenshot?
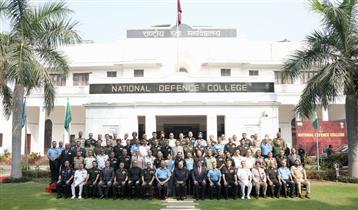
[176,12,179,72]
[316,126,320,171]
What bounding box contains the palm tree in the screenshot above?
[0,0,81,178]
[282,0,358,177]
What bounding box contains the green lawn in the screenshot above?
[0,181,357,210]
[0,180,161,210]
[198,181,358,210]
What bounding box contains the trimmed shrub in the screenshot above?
[2,177,32,183]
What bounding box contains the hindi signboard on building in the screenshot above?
[294,120,347,155]
[127,24,237,38]
[89,82,274,94]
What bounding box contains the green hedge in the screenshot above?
[306,169,358,183]
[2,177,32,183]
[22,169,50,178]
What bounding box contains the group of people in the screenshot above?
[47,130,311,201]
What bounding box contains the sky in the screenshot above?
[2,0,324,43]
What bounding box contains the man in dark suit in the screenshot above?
[192,164,207,200]
[60,143,74,168]
[72,140,86,158]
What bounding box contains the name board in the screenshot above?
[127,24,237,38]
[89,82,274,94]
[294,120,347,155]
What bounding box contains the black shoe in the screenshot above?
[176,197,180,201]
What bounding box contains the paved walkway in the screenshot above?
[161,198,200,210]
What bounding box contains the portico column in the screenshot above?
[207,114,217,140]
[145,114,156,135]
[322,107,329,121]
[38,106,46,155]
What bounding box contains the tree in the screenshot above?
[282,0,358,177]
[0,0,81,178]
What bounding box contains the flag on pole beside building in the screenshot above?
[64,100,72,131]
[177,0,182,25]
[21,98,26,128]
[312,112,319,129]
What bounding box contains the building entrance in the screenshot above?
[156,116,206,139]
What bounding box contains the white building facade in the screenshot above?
[0,25,346,155]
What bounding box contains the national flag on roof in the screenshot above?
[177,0,182,25]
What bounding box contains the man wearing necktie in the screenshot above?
[192,163,207,200]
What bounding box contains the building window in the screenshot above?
[301,71,317,83]
[249,70,259,76]
[179,67,188,73]
[134,69,144,77]
[107,71,117,77]
[221,68,231,76]
[73,73,89,86]
[50,74,66,86]
[274,71,293,84]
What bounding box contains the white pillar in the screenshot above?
[38,106,46,155]
[145,114,156,135]
[126,115,138,135]
[207,114,217,140]
[322,107,329,121]
[225,115,242,138]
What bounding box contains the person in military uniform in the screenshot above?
[76,131,86,148]
[56,160,74,199]
[98,161,114,199]
[207,162,222,200]
[141,162,156,199]
[113,162,128,199]
[238,138,250,157]
[118,149,131,170]
[104,139,113,155]
[86,133,97,147]
[216,151,227,170]
[159,131,168,147]
[128,160,143,199]
[173,161,189,200]
[183,141,194,157]
[150,139,162,157]
[48,141,61,183]
[113,141,125,159]
[148,131,157,146]
[84,161,100,198]
[266,161,282,198]
[108,151,118,169]
[155,161,171,200]
[240,133,251,147]
[252,161,267,199]
[186,131,195,145]
[222,160,238,199]
[272,132,287,152]
[224,138,237,156]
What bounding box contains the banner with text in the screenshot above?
[89,82,274,94]
[294,120,347,155]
